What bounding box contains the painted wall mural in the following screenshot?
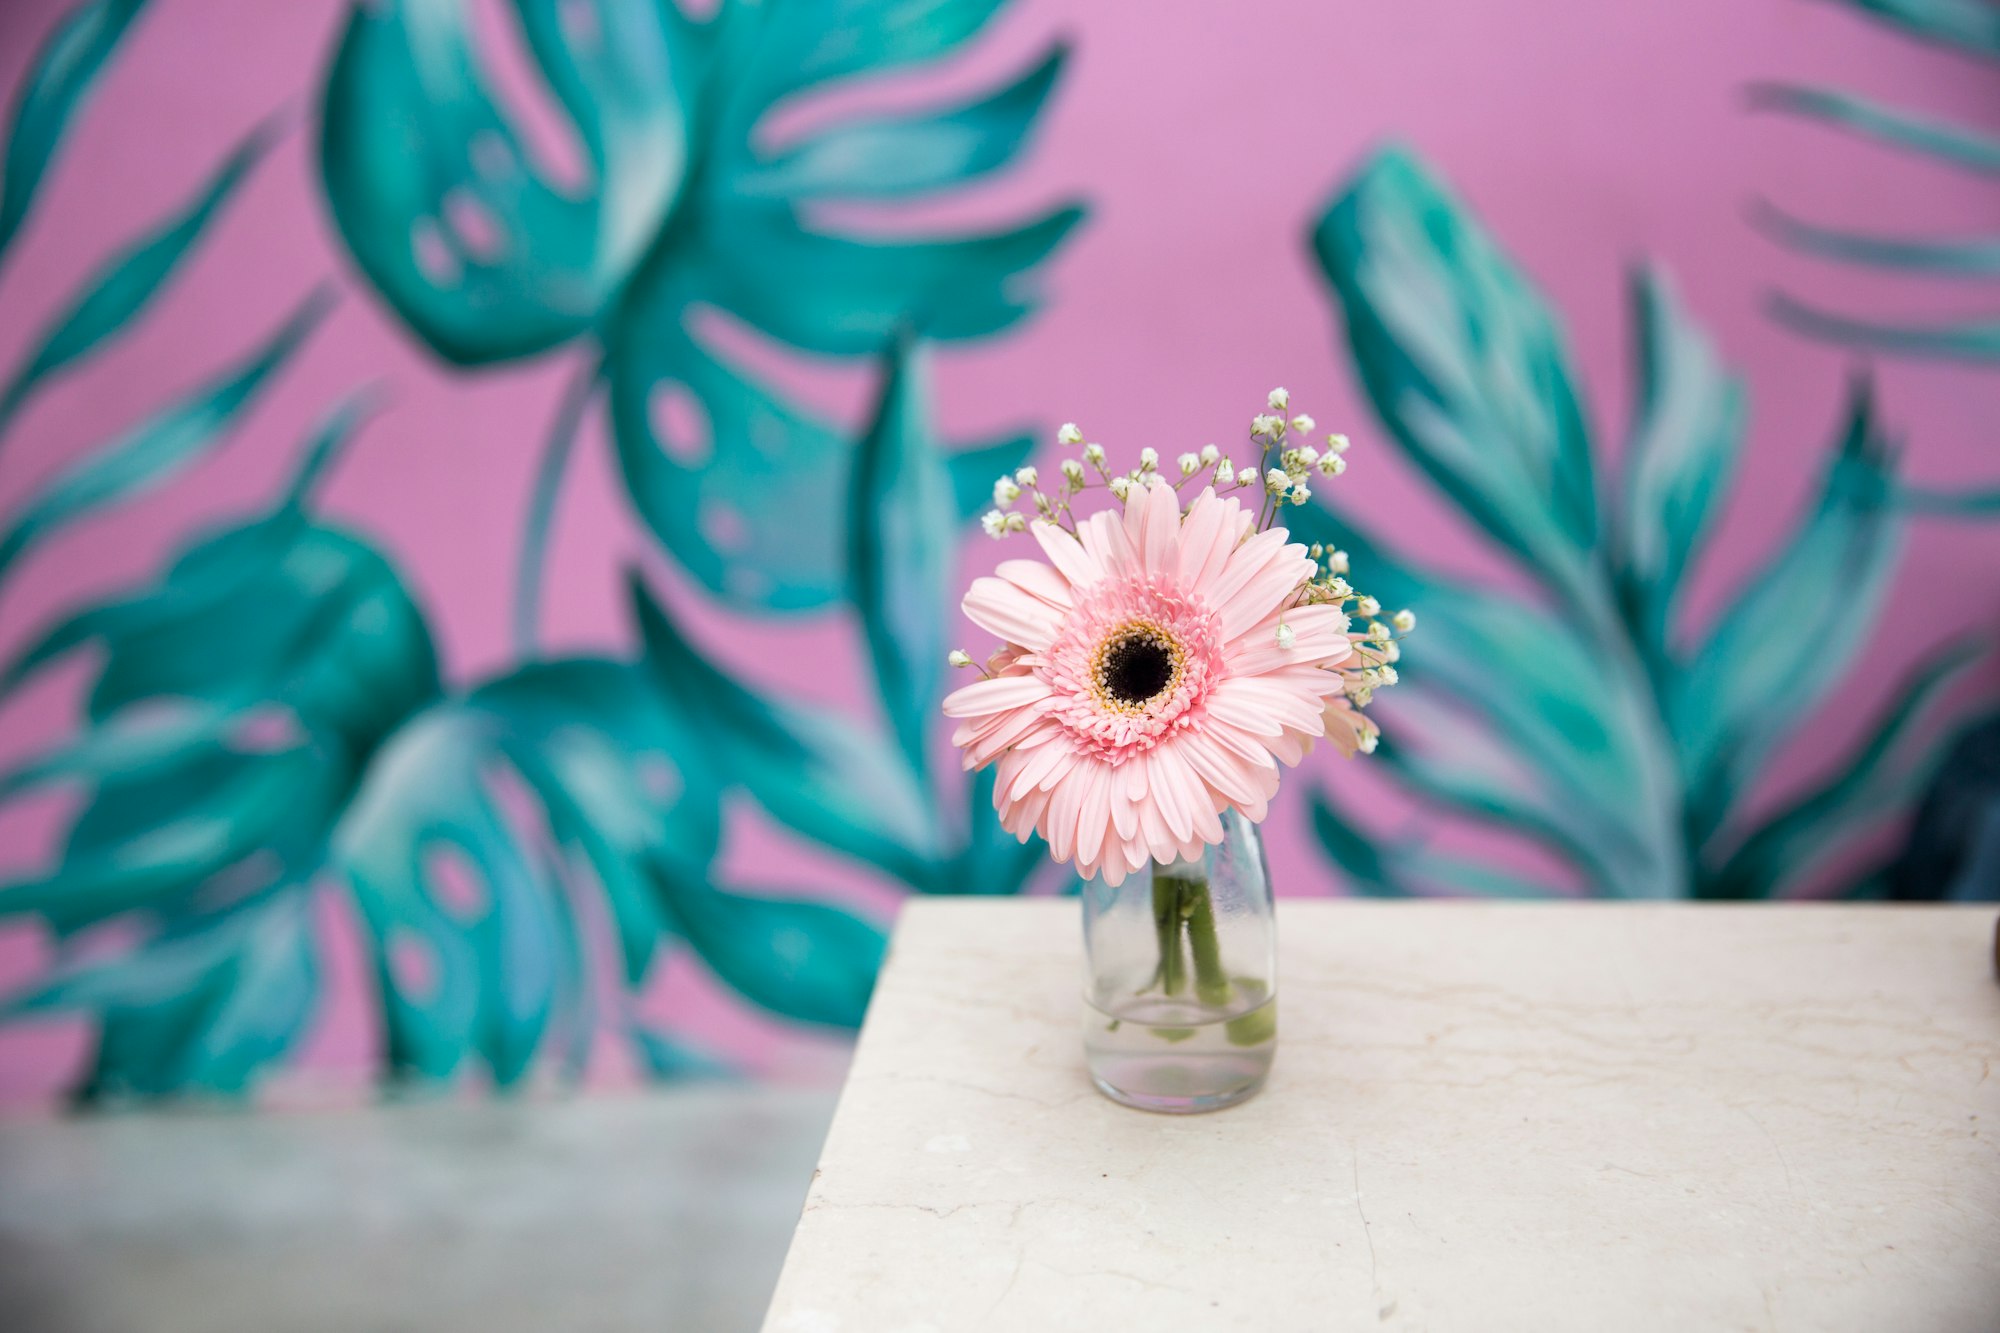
[0,0,1995,1104]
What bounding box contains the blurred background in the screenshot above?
[0,0,1996,1326]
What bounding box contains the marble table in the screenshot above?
[762,900,2000,1332]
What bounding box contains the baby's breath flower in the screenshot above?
[1057,423,1083,446]
[1108,476,1132,500]
[1377,665,1399,687]
[1084,442,1106,465]
[993,476,1021,506]
[948,649,973,668]
[1015,465,1038,487]
[1327,576,1352,598]
[1328,548,1350,574]
[1214,459,1235,486]
[1392,609,1416,633]
[1317,453,1346,477]
[1264,467,1290,494]
[1358,728,1379,754]
[1356,595,1381,618]
[1005,512,1028,533]
[1295,444,1320,467]
[1178,452,1200,477]
[1275,622,1297,650]
[981,510,1007,538]
[1324,433,1350,454]
[1289,486,1310,505]
[1349,682,1374,707]
[1368,620,1390,643]
[1138,447,1159,472]
[1199,444,1220,465]
[1383,642,1401,663]
[1060,458,1085,485]
[1251,414,1284,439]
[1291,414,1315,434]
[1268,387,1290,411]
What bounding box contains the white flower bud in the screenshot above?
[1060,458,1085,484]
[993,477,1021,506]
[1264,467,1290,494]
[1005,512,1027,532]
[1358,728,1378,754]
[1295,444,1320,466]
[1309,543,1324,557]
[1317,452,1346,477]
[981,510,1007,538]
[1329,548,1350,574]
[1377,665,1399,686]
[1057,423,1083,446]
[1368,621,1391,643]
[1199,444,1220,465]
[1108,476,1132,499]
[1327,576,1352,598]
[1251,414,1284,439]
[1392,609,1416,632]
[1015,465,1038,487]
[1138,447,1159,472]
[1177,452,1200,477]
[1324,433,1350,454]
[1289,486,1310,505]
[1291,414,1315,434]
[1214,459,1235,486]
[1268,387,1289,411]
[1275,622,1297,650]
[1356,595,1381,618]
[1084,442,1105,465]
[948,649,973,668]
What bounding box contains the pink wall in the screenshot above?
[1,0,1996,1101]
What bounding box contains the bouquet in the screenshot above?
[942,389,1407,886]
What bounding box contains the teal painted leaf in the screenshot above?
[691,205,1083,356]
[0,721,348,934]
[511,357,599,654]
[1752,198,2000,273]
[1766,293,2000,361]
[319,0,688,365]
[849,336,952,777]
[1673,381,1902,844]
[1702,638,1987,899]
[1288,504,1679,896]
[737,0,1011,104]
[1899,482,2000,514]
[1308,788,1552,899]
[1615,265,1746,657]
[0,286,336,584]
[630,1024,733,1080]
[660,879,885,1029]
[629,572,941,888]
[71,893,319,1103]
[739,44,1066,201]
[0,108,289,439]
[0,0,151,267]
[276,388,383,513]
[607,328,850,609]
[1311,147,1598,598]
[947,432,1034,524]
[1811,0,2000,57]
[469,658,723,984]
[332,701,571,1086]
[1748,84,2000,175]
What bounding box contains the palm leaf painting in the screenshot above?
[317,0,1083,641]
[1298,148,1996,900]
[1750,0,2000,366]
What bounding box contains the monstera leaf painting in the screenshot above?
[1300,148,1995,900]
[319,0,1083,639]
[0,398,887,1099]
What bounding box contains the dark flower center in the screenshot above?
[1099,629,1177,707]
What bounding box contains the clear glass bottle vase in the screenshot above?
[1080,808,1277,1112]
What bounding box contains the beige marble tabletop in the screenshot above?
[762,900,2000,1333]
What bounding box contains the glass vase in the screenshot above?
[1080,808,1277,1113]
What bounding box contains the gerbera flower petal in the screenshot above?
[1030,519,1101,589]
[962,576,1063,651]
[942,673,1051,719]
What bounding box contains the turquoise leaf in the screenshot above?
[1310,147,1598,601]
[848,336,953,778]
[629,571,941,889]
[0,108,290,440]
[0,287,336,585]
[657,878,885,1029]
[0,0,152,266]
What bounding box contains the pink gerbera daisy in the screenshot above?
[943,478,1356,885]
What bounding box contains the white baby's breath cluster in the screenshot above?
[956,392,1414,735]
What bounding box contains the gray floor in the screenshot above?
[0,1086,838,1332]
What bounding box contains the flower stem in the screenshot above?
[1151,869,1233,1008]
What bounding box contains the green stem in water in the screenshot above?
[1181,879,1233,1009]
[1151,870,1233,1008]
